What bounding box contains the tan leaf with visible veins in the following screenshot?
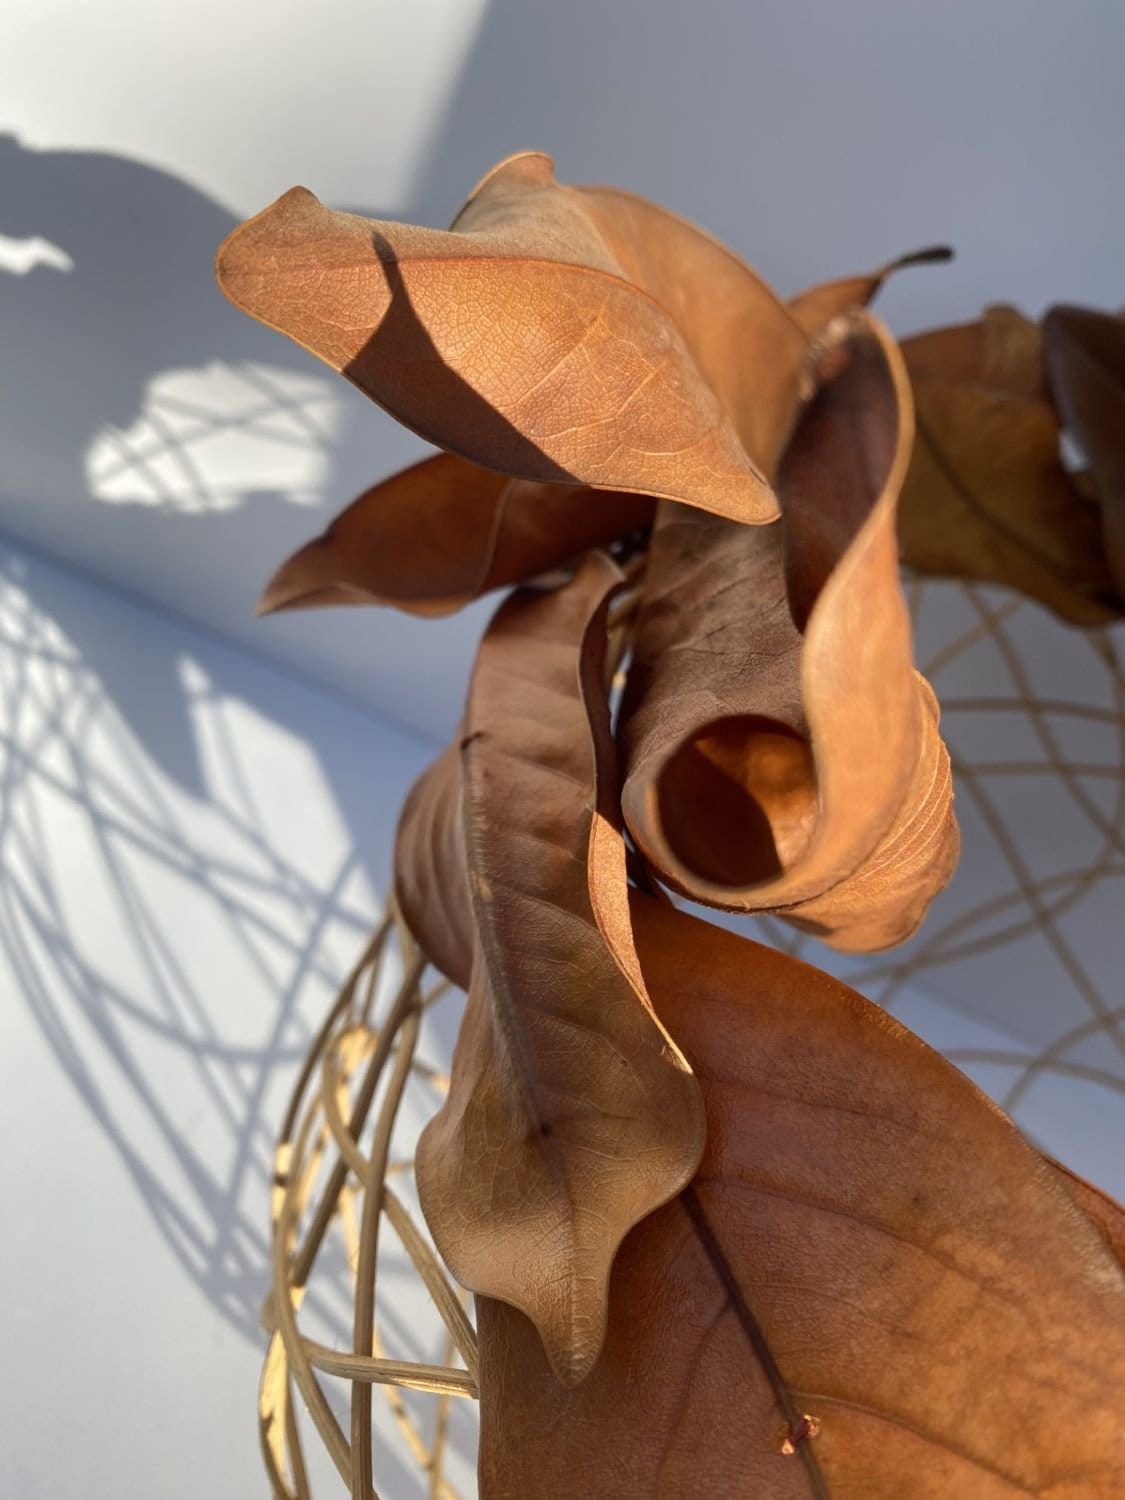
[216,152,797,524]
[257,451,653,618]
[620,312,958,950]
[478,896,1125,1499]
[900,305,1120,623]
[1043,304,1125,599]
[413,555,705,1383]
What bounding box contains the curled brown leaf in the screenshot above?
[412,555,705,1383]
[216,152,793,524]
[256,451,654,618]
[478,896,1125,1499]
[620,311,958,949]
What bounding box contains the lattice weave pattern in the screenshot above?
[763,578,1125,1151]
[260,914,475,1500]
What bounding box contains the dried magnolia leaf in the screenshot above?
[216,151,795,523]
[257,451,653,618]
[1049,1158,1125,1266]
[620,312,958,950]
[393,741,473,990]
[478,896,1125,1499]
[574,181,810,475]
[904,304,1049,396]
[788,243,954,337]
[413,555,705,1383]
[1043,304,1125,599]
[900,305,1120,623]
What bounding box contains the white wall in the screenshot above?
[0,539,482,1498]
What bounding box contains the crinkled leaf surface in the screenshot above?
[216,151,793,523]
[620,312,958,949]
[478,896,1125,1500]
[899,306,1120,623]
[413,555,705,1383]
[1043,305,1125,599]
[257,451,653,618]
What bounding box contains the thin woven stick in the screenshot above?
[350,954,425,1498]
[258,906,477,1498]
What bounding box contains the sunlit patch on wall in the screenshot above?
[84,361,342,512]
[0,232,75,275]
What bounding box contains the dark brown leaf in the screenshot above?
[479,896,1125,1499]
[257,451,653,618]
[1043,304,1125,599]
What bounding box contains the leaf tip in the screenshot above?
[552,1344,602,1388]
[256,550,309,616]
[214,185,327,310]
[892,243,955,271]
[530,1297,611,1387]
[255,540,356,616]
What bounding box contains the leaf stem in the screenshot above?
[682,1186,829,1498]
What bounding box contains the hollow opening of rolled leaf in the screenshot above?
[656,715,817,887]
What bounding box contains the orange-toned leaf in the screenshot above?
[1048,1157,1125,1266]
[257,451,652,618]
[620,312,958,949]
[575,180,811,476]
[413,556,705,1382]
[900,306,1120,623]
[478,896,1125,1499]
[217,152,795,523]
[1043,304,1125,599]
